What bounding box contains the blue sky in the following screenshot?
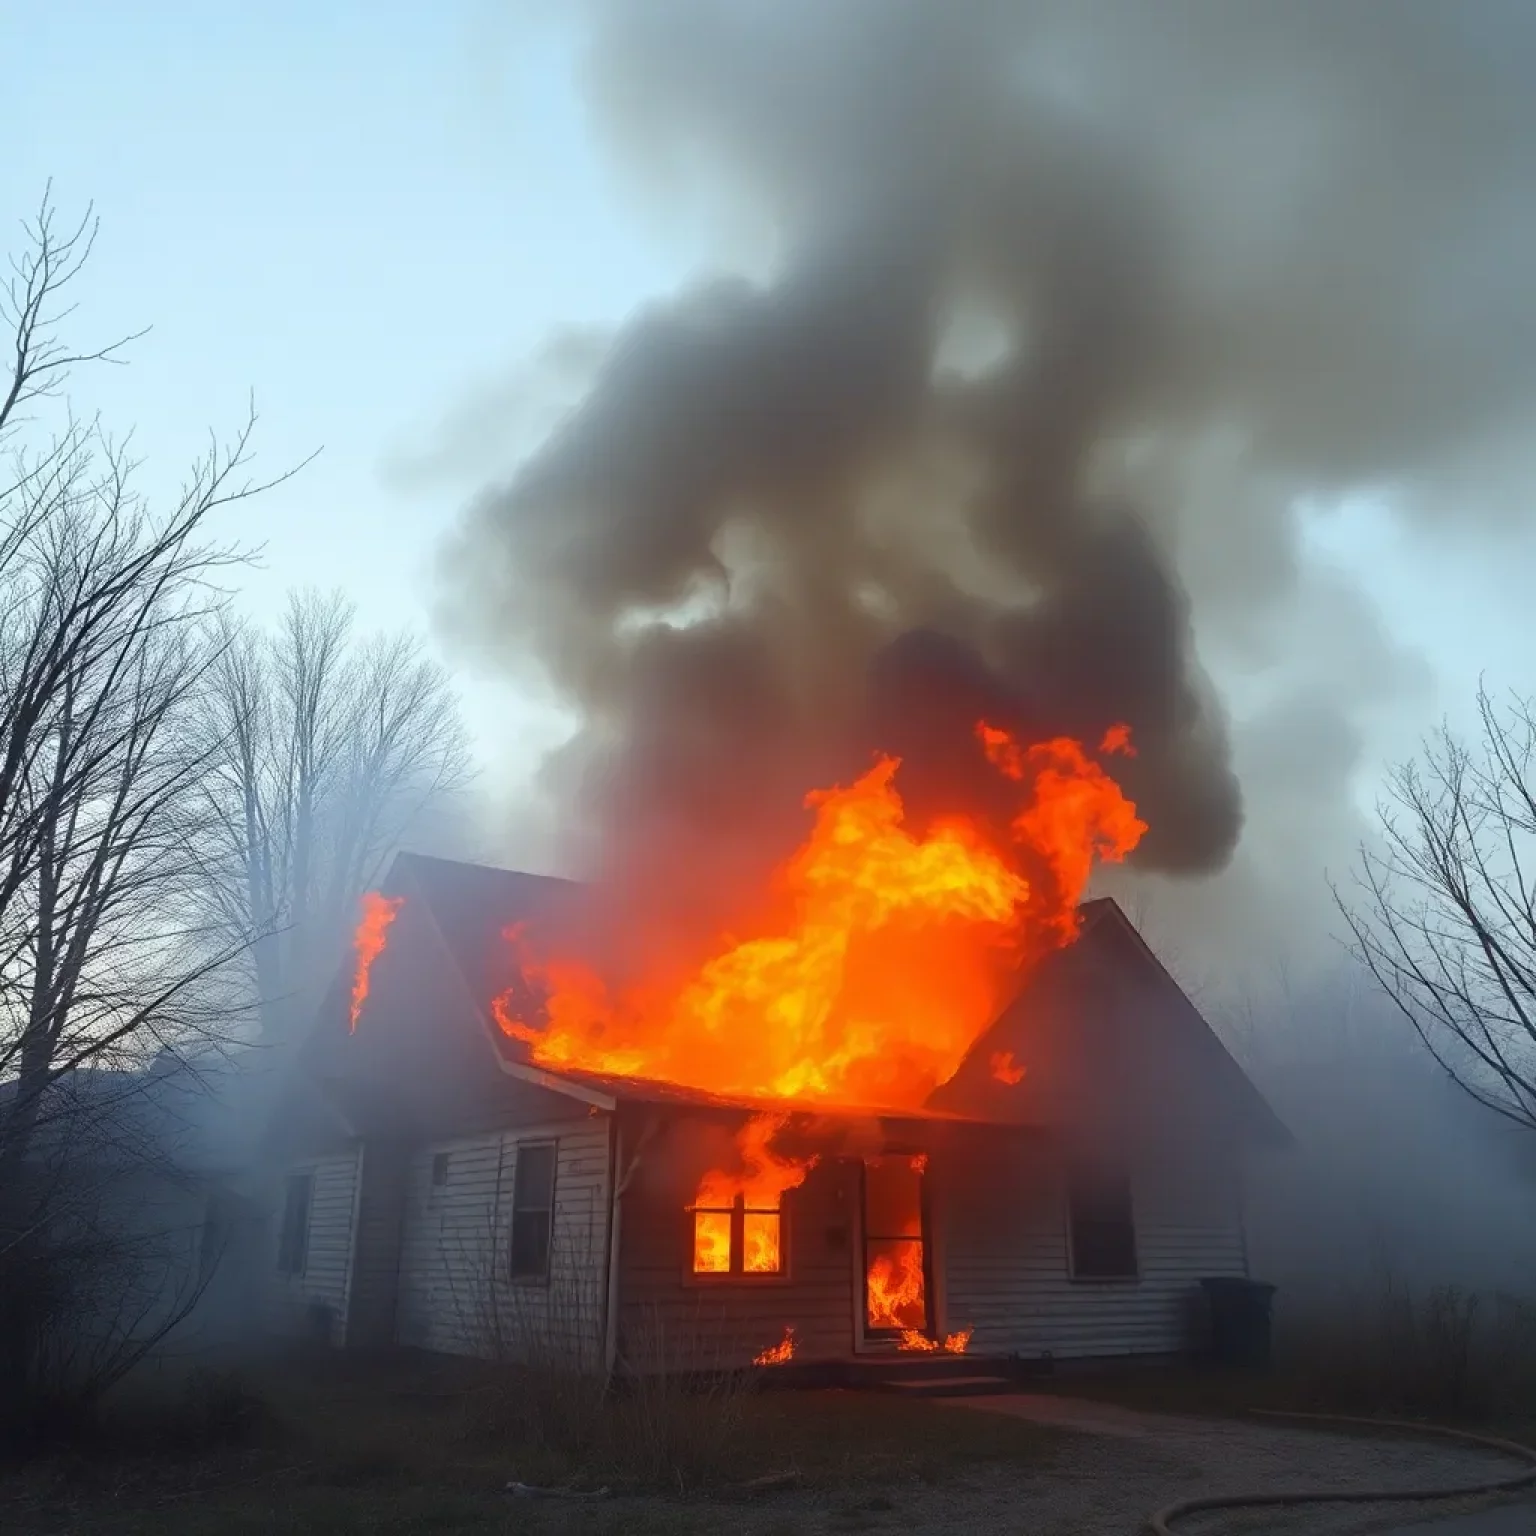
[7,1,1528,818]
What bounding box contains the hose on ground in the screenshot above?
[1147,1409,1536,1535]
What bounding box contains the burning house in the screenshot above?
[263,723,1288,1377]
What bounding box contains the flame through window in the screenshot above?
[690,1193,785,1276]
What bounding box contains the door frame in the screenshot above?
[851,1151,940,1351]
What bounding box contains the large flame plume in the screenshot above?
[349,892,404,1033]
[494,723,1143,1110]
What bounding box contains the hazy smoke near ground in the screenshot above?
[1237,968,1536,1299]
[437,1,1536,986]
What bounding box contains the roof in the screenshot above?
[524,1064,1021,1126]
[388,851,581,1010]
[934,897,1292,1148]
[337,852,1288,1148]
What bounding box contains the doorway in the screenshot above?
[860,1154,931,1339]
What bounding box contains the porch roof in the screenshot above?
[518,1061,1021,1127]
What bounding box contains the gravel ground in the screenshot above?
[625,1393,1536,1536]
[930,1394,1535,1536]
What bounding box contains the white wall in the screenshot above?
[265,1148,362,1346]
[392,1119,611,1362]
[941,1134,1247,1360]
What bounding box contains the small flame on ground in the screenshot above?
[753,1327,796,1366]
[349,892,404,1033]
[898,1327,973,1354]
[989,1050,1026,1085]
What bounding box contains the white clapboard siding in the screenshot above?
[266,1149,362,1345]
[393,1120,612,1361]
[618,1157,858,1372]
[939,1135,1247,1360]
[344,1141,411,1348]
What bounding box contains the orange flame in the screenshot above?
[1100,722,1137,757]
[989,1050,1026,1085]
[753,1328,796,1366]
[494,723,1143,1111]
[866,1235,928,1331]
[349,892,404,1033]
[690,1116,817,1275]
[897,1327,973,1354]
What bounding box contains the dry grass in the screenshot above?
[0,1348,1063,1535]
[1045,1280,1536,1440]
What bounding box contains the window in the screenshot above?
[276,1172,312,1275]
[1066,1155,1137,1280]
[431,1152,451,1187]
[862,1156,929,1331]
[689,1194,788,1278]
[509,1141,557,1281]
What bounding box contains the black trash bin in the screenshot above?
[1200,1277,1277,1369]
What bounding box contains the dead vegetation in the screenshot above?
[1047,1277,1536,1437]
[1278,1281,1536,1423]
[0,1348,1061,1536]
[435,1212,805,1493]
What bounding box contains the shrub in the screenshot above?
[1278,1278,1536,1420]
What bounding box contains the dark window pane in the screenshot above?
[1067,1160,1137,1279]
[509,1211,552,1279]
[431,1152,450,1187]
[513,1142,556,1209]
[509,1141,557,1280]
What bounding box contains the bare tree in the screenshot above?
[192,590,472,1042]
[1337,685,1536,1132]
[0,188,297,1426]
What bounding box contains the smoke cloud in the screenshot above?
[437,1,1536,983]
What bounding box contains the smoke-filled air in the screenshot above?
[11,0,1536,1515]
[438,0,1536,999]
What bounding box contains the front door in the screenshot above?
[861,1154,931,1340]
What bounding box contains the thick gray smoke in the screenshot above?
[438,1,1536,981]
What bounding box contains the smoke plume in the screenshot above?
[437,1,1536,981]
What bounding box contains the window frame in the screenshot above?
[430,1151,451,1188]
[1064,1153,1139,1283]
[684,1190,795,1286]
[508,1139,558,1285]
[276,1170,313,1277]
[859,1153,933,1336]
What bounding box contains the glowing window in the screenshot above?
[689,1196,785,1277]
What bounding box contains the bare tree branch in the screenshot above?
[1336,681,1536,1132]
[190,590,473,1041]
[0,188,304,1430]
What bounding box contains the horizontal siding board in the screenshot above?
[345,1142,410,1348]
[266,1148,361,1345]
[393,1118,612,1363]
[618,1156,857,1371]
[938,1135,1246,1361]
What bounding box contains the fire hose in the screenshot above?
[1146,1409,1536,1535]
